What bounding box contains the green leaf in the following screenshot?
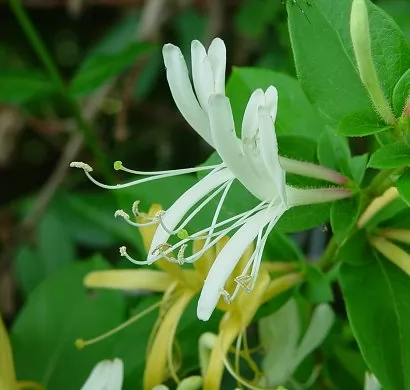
[226,67,325,139]
[368,141,410,168]
[287,0,410,125]
[13,209,75,297]
[396,170,410,205]
[338,112,389,137]
[11,256,126,389]
[393,68,410,117]
[330,195,361,243]
[0,69,56,104]
[366,197,408,231]
[350,154,369,185]
[302,265,334,303]
[276,203,332,233]
[340,250,410,390]
[70,43,153,96]
[317,129,351,176]
[265,230,305,261]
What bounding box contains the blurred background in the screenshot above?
[0,0,410,388]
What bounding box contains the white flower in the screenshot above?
[80,358,123,390]
[195,87,352,320]
[70,38,351,321]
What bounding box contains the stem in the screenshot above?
[365,168,395,196]
[316,236,338,270]
[9,0,113,181]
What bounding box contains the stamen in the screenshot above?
[132,200,141,216]
[177,244,188,265]
[116,162,225,176]
[220,288,232,304]
[234,275,254,293]
[156,180,232,236]
[114,209,130,219]
[119,246,150,265]
[75,300,161,349]
[70,161,93,172]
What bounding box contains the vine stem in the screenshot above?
[9,0,113,181]
[316,236,338,270]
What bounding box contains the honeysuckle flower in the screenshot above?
[258,299,335,388]
[80,358,123,390]
[0,314,42,390]
[82,204,303,390]
[71,37,351,321]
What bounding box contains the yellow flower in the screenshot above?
[0,314,43,390]
[83,204,302,390]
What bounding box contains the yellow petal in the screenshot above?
[84,270,173,292]
[203,271,270,390]
[144,290,195,390]
[370,236,410,277]
[380,228,410,245]
[262,273,303,303]
[358,187,399,228]
[138,204,163,253]
[0,314,17,390]
[192,240,215,281]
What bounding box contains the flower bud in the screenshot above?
[350,0,396,125]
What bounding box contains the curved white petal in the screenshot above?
[207,38,226,94]
[147,168,234,262]
[258,106,287,204]
[208,94,270,201]
[191,40,214,113]
[105,359,124,390]
[265,86,278,121]
[81,359,123,390]
[163,44,214,147]
[197,207,279,321]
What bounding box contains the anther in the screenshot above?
[154,210,166,222]
[114,209,130,219]
[152,243,173,257]
[177,244,188,265]
[220,289,232,304]
[119,246,127,256]
[234,275,254,293]
[132,200,140,216]
[70,161,93,172]
[113,161,123,171]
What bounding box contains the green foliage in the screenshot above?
[287,0,410,133]
[368,141,410,168]
[340,247,410,390]
[11,256,126,389]
[0,69,56,104]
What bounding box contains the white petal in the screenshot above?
[291,304,335,372]
[147,168,234,262]
[81,360,115,390]
[258,106,287,204]
[104,358,124,390]
[265,86,278,121]
[197,207,278,321]
[241,88,264,142]
[191,40,214,113]
[207,38,226,94]
[163,44,214,147]
[208,94,270,201]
